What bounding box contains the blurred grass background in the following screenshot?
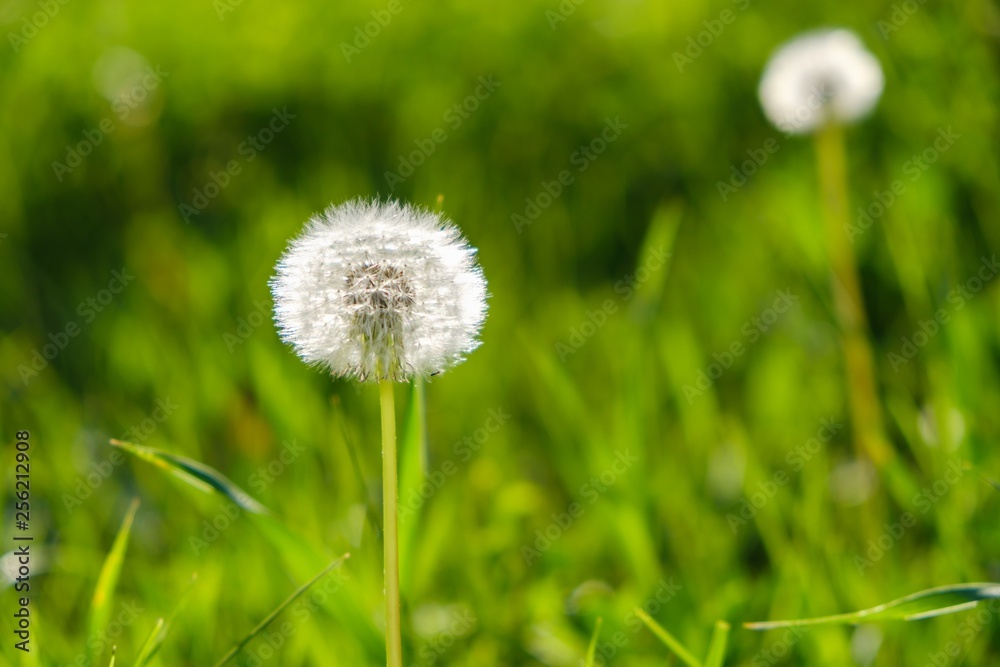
[2,0,1000,664]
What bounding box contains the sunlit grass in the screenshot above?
[2,0,999,665]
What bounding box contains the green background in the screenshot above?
[2,0,999,664]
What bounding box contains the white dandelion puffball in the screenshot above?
[758,29,884,135]
[271,199,488,382]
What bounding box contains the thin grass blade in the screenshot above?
[132,572,200,667]
[631,202,681,316]
[87,498,139,666]
[112,435,383,658]
[212,554,350,667]
[111,439,267,514]
[133,618,166,667]
[585,617,603,667]
[633,608,703,667]
[704,620,730,667]
[980,473,1000,492]
[332,396,381,537]
[745,583,1000,630]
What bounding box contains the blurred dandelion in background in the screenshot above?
[758,29,884,135]
[759,29,893,468]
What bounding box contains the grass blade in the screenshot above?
[332,396,382,537]
[212,554,350,667]
[132,572,200,667]
[133,618,166,667]
[88,498,140,666]
[980,473,1000,492]
[744,583,1000,630]
[633,608,703,667]
[112,434,384,659]
[704,620,730,667]
[107,647,116,667]
[585,617,603,667]
[111,439,267,514]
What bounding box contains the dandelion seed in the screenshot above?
[270,198,488,382]
[758,29,884,135]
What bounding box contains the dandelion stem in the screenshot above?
[814,122,893,467]
[380,380,403,667]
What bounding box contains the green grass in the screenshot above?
[2,0,1000,665]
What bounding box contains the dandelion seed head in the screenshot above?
[758,29,884,135]
[271,199,488,382]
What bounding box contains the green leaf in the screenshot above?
[111,439,267,514]
[112,436,383,659]
[704,620,730,667]
[88,498,140,666]
[744,583,1000,630]
[585,617,603,667]
[212,555,350,667]
[633,607,703,667]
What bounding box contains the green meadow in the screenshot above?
[1,0,999,665]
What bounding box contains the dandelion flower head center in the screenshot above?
[344,260,415,314]
[343,259,415,380]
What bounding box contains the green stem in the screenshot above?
[380,381,403,667]
[815,122,893,467]
[633,608,703,667]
